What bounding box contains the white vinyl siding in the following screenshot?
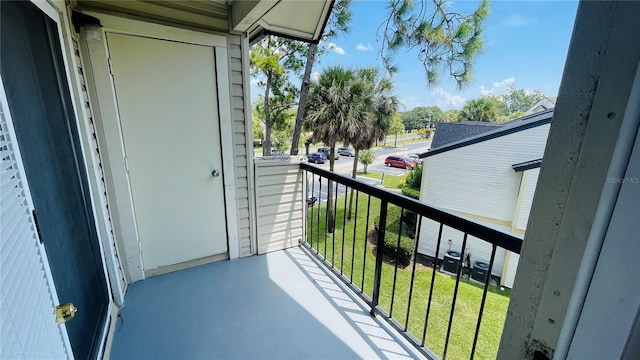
[503,252,520,288]
[516,168,540,231]
[72,38,127,304]
[418,218,507,277]
[421,124,550,222]
[229,34,253,257]
[254,159,304,254]
[0,103,69,359]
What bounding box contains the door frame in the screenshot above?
[80,12,240,282]
[1,0,114,357]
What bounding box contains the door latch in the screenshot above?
[54,303,77,324]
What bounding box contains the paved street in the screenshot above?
[307,141,431,177]
[303,141,431,205]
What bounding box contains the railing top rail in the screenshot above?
[301,163,523,254]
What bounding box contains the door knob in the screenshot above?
[54,303,77,324]
[211,170,220,178]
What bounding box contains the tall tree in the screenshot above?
[290,0,353,155]
[459,97,499,122]
[500,84,545,115]
[441,109,462,122]
[250,37,305,156]
[379,0,490,87]
[388,113,405,147]
[306,66,372,232]
[400,106,444,129]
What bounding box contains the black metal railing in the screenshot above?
[300,162,522,360]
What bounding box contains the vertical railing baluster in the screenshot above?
[442,233,468,360]
[389,207,405,317]
[361,195,372,293]
[309,172,315,251]
[470,244,498,360]
[322,177,328,259]
[331,180,339,267]
[370,200,388,316]
[405,215,423,331]
[350,190,360,284]
[341,184,348,275]
[423,222,445,346]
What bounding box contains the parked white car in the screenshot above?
[338,147,356,157]
[407,153,423,164]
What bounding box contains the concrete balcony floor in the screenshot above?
[109,246,424,359]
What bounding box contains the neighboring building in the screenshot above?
[417,110,553,287]
[524,96,557,115]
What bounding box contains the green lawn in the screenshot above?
[306,194,510,360]
[356,171,382,180]
[382,173,404,188]
[356,171,405,189]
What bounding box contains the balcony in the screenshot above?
[109,246,423,359]
[111,159,522,359]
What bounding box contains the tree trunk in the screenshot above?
[347,148,359,220]
[394,134,398,147]
[290,43,318,155]
[262,74,272,156]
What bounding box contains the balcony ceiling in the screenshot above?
[74,0,333,43]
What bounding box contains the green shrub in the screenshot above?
[374,205,416,267]
[405,164,423,189]
[401,186,421,199]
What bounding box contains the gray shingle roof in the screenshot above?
[420,109,553,158]
[430,122,502,149]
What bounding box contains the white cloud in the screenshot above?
[328,42,345,55]
[356,43,373,51]
[250,78,260,86]
[399,98,424,111]
[432,88,466,109]
[480,77,515,96]
[311,72,320,82]
[503,14,536,27]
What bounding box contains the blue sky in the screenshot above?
[252,0,579,111]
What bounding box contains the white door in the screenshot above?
[107,33,228,270]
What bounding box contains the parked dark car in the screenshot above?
[384,155,417,169]
[306,152,327,164]
[318,147,339,160]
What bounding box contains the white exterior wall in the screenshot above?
[254,158,304,254]
[418,219,507,277]
[503,252,520,289]
[421,124,550,222]
[418,123,549,283]
[229,34,254,257]
[71,37,126,305]
[0,96,70,360]
[502,168,540,288]
[516,168,540,231]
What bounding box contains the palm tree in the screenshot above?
[306,66,371,232]
[460,97,499,122]
[344,67,398,219]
